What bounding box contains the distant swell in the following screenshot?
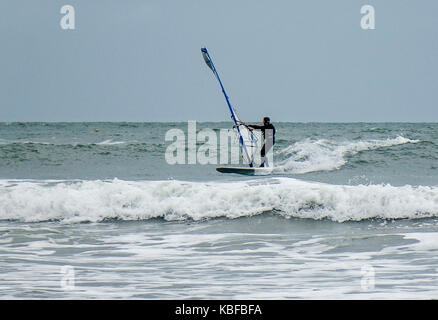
[274,136,420,174]
[0,139,128,146]
[0,178,437,223]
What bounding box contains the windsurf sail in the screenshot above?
[201,47,258,167]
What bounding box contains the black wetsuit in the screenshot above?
[247,123,276,167]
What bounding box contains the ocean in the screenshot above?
[0,122,437,299]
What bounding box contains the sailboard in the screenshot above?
[215,166,272,176]
[201,47,260,175]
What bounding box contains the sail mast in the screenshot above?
[201,47,254,167]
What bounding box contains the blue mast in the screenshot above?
[201,47,254,167]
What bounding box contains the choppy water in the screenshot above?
[0,122,437,299]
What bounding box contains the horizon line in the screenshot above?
[1,120,438,124]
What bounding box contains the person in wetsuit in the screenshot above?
[246,117,276,167]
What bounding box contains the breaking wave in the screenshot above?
[0,178,437,223]
[274,136,420,174]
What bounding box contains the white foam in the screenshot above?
[0,178,437,223]
[274,136,420,174]
[95,139,126,146]
[402,233,438,250]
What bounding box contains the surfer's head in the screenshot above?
[263,117,270,125]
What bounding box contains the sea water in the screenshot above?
[0,122,437,299]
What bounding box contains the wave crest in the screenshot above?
[274,136,420,174]
[0,178,436,223]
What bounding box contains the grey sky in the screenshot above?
[0,0,437,122]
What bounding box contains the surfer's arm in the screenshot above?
[246,124,264,130]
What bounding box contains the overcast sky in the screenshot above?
[1,0,437,122]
